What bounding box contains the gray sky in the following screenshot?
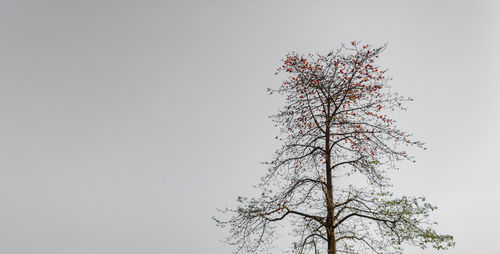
[1,0,499,253]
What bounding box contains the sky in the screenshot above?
[1,0,499,253]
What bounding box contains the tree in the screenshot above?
[214,42,455,254]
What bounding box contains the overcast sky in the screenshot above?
[1,1,499,253]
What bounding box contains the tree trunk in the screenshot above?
[327,235,336,254]
[325,113,336,254]
[326,161,335,254]
[326,163,336,254]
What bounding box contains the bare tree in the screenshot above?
[214,42,454,254]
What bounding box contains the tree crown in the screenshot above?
[215,42,454,254]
